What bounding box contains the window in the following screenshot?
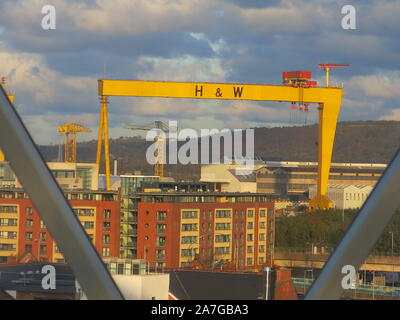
[26,207,33,216]
[40,232,47,242]
[181,248,197,257]
[82,221,94,229]
[259,233,266,241]
[182,210,197,219]
[259,257,265,264]
[156,211,167,222]
[215,210,231,218]
[215,223,231,230]
[247,210,254,218]
[246,258,253,265]
[181,223,198,232]
[215,234,230,243]
[0,206,17,213]
[156,249,166,260]
[260,221,266,229]
[156,224,166,234]
[260,209,266,217]
[0,231,16,239]
[247,246,253,253]
[157,236,166,247]
[247,234,253,241]
[74,208,94,216]
[39,245,47,255]
[25,244,32,252]
[215,247,230,255]
[103,234,110,244]
[103,222,111,232]
[40,220,46,229]
[181,236,197,244]
[247,222,253,229]
[0,219,17,226]
[102,247,110,257]
[26,219,33,229]
[25,232,33,241]
[104,209,111,219]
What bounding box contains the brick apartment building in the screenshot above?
[0,188,120,263]
[135,192,275,270]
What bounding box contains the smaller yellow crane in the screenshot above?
[58,123,91,163]
[124,121,170,178]
[0,77,14,162]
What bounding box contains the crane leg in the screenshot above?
[96,101,104,167]
[310,98,342,210]
[101,96,111,190]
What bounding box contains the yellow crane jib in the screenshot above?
[97,78,344,210]
[124,121,170,178]
[58,123,91,163]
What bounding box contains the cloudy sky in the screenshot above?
[0,0,399,145]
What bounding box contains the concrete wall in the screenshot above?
[78,273,169,300]
[200,164,257,193]
[309,184,373,210]
[113,274,169,300]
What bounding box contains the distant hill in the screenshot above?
[39,120,400,181]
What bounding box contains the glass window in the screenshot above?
[26,207,33,216]
[182,210,197,219]
[40,232,47,241]
[103,222,111,232]
[39,245,47,255]
[181,236,197,244]
[156,211,167,222]
[26,219,33,229]
[104,209,111,219]
[156,224,166,234]
[102,247,110,257]
[25,232,33,241]
[215,210,231,218]
[156,236,166,247]
[103,234,110,244]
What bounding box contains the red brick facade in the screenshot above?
[137,201,274,270]
[0,191,120,263]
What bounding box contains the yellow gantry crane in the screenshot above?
[0,77,14,162]
[58,123,91,163]
[124,121,170,178]
[96,67,345,210]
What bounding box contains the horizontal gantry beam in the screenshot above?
[98,79,343,103]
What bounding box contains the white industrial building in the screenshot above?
[309,184,374,210]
